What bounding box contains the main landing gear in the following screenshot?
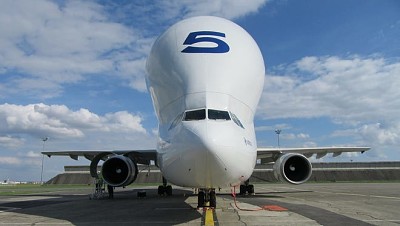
[197,188,216,208]
[240,179,254,195]
[158,177,172,196]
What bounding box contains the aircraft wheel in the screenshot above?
[239,185,246,195]
[248,184,254,194]
[158,185,165,195]
[166,185,172,196]
[210,190,216,208]
[198,191,205,208]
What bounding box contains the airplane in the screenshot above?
[43,16,370,208]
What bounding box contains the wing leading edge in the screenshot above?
[257,146,370,163]
[42,149,157,165]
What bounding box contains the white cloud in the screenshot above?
[281,133,310,140]
[26,151,41,158]
[255,125,275,132]
[297,133,310,139]
[0,0,269,99]
[117,0,268,27]
[178,0,268,19]
[0,157,22,165]
[0,103,147,139]
[0,135,25,148]
[104,111,146,133]
[255,123,292,131]
[0,154,42,168]
[259,55,400,153]
[357,123,400,146]
[260,56,400,121]
[115,58,148,92]
[302,141,317,148]
[0,0,144,97]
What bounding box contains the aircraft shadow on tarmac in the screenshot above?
[1,188,202,225]
[0,187,379,225]
[242,190,314,199]
[218,189,314,199]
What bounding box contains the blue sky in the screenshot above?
[1,0,399,181]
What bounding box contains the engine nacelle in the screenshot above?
[273,153,312,184]
[101,155,138,187]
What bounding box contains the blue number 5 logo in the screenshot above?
[181,31,230,53]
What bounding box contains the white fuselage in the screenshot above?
[146,16,265,188]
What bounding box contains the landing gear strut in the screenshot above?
[240,179,254,195]
[197,188,216,208]
[158,177,172,196]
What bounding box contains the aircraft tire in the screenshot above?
[166,185,172,196]
[198,191,205,208]
[210,190,216,208]
[239,185,246,195]
[248,184,254,194]
[158,185,165,195]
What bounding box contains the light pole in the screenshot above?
[275,129,281,148]
[40,137,48,184]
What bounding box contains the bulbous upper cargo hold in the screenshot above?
[146,16,265,124]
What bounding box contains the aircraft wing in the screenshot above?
[42,149,157,165]
[257,147,370,163]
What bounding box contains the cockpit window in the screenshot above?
[184,109,206,121]
[169,112,184,130]
[230,112,244,129]
[208,109,231,120]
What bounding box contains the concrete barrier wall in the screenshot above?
[47,162,400,185]
[249,169,400,183]
[47,173,93,185]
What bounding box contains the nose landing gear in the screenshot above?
[158,177,173,196]
[239,179,254,195]
[197,188,216,208]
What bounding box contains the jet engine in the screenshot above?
[273,153,312,184]
[101,155,138,187]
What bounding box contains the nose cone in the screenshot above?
[174,121,253,188]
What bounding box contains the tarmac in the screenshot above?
[0,182,399,225]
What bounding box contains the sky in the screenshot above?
[1,0,399,181]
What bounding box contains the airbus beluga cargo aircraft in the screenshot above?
[43,16,369,208]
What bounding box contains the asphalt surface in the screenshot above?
[0,183,399,225]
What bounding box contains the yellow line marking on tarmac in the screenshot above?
[204,208,214,226]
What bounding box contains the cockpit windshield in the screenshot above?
[172,109,243,129]
[208,109,231,120]
[183,109,206,121]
